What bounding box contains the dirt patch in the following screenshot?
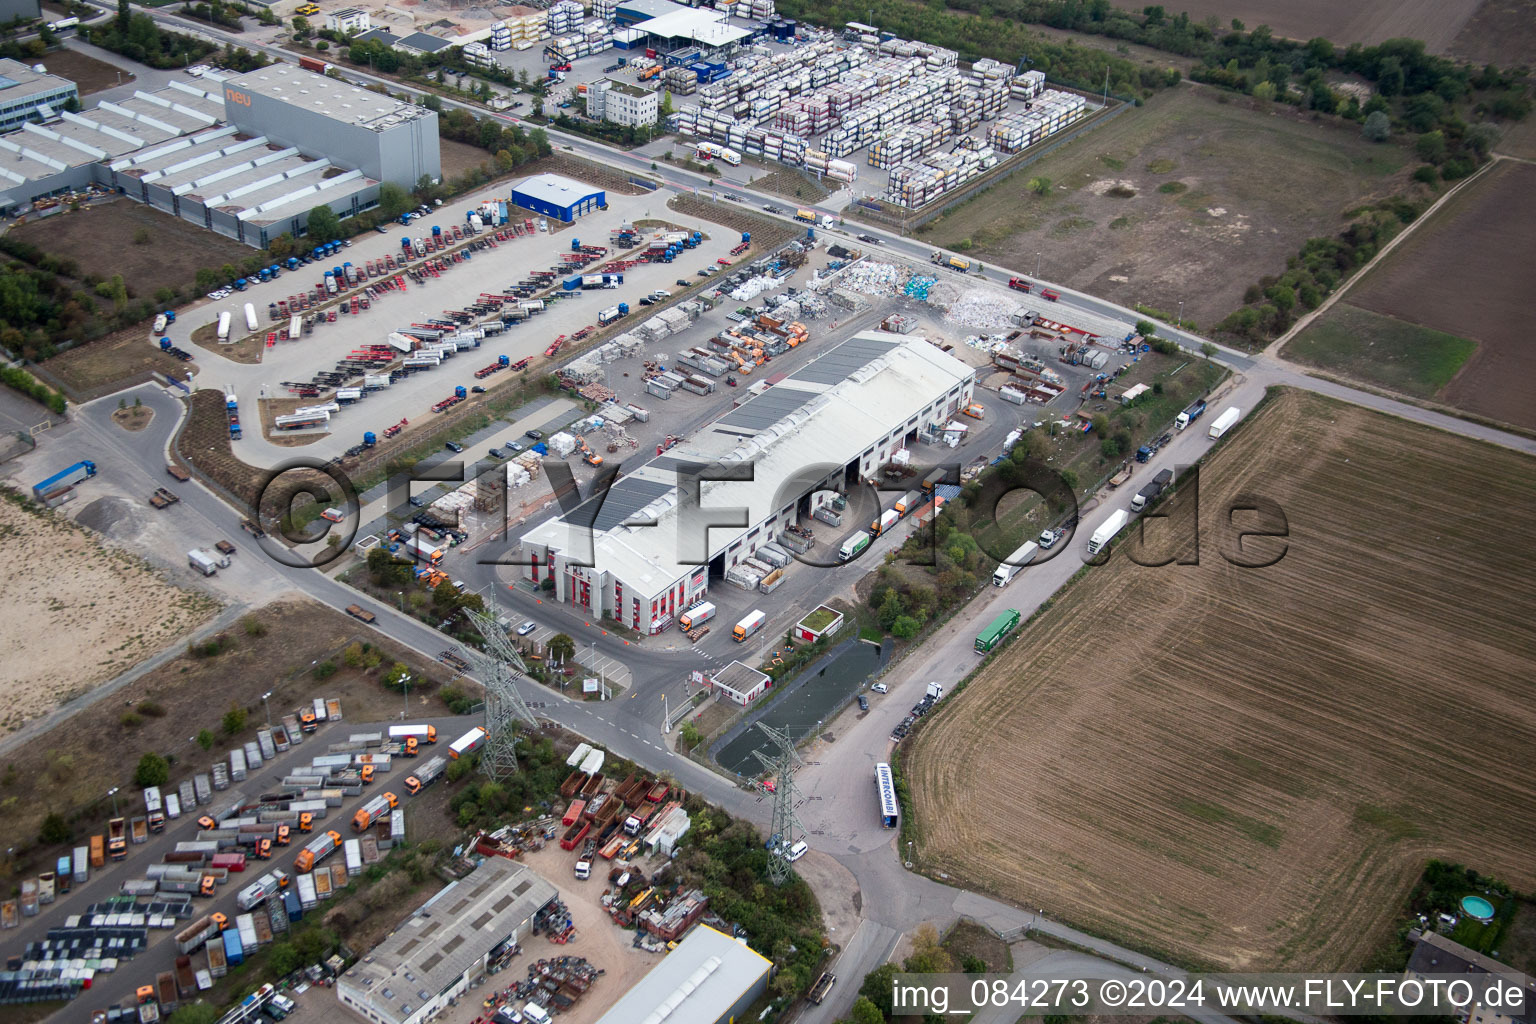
[111,406,154,431]
[177,389,265,509]
[0,491,218,739]
[908,389,1536,971]
[37,325,192,402]
[749,167,833,204]
[189,318,265,365]
[918,86,1414,330]
[1341,159,1536,429]
[8,199,252,311]
[0,596,469,877]
[944,920,1012,972]
[37,48,133,95]
[665,194,800,252]
[440,138,496,181]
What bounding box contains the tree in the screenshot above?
[306,204,342,244]
[1091,413,1110,437]
[1252,80,1275,103]
[876,589,906,630]
[168,1005,221,1024]
[1134,318,1156,337]
[890,615,921,639]
[1200,341,1218,358]
[849,997,885,1024]
[196,728,215,750]
[291,15,309,32]
[1415,130,1446,164]
[378,182,411,220]
[39,811,72,845]
[859,964,900,1017]
[135,752,170,788]
[547,633,576,663]
[222,705,247,735]
[117,0,131,32]
[962,953,988,973]
[1362,111,1391,142]
[679,721,702,750]
[1028,176,1052,195]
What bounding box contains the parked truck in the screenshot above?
[732,609,766,642]
[130,816,148,844]
[144,787,166,832]
[1174,398,1207,430]
[678,602,715,631]
[1130,469,1174,513]
[403,756,446,795]
[929,250,980,273]
[870,508,899,536]
[991,540,1039,587]
[345,604,375,624]
[1207,406,1241,439]
[188,549,221,576]
[1086,509,1129,555]
[294,831,341,873]
[351,792,398,831]
[109,817,128,859]
[837,531,870,562]
[32,460,97,501]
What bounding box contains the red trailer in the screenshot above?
[562,799,586,826]
[559,820,590,850]
[211,852,246,872]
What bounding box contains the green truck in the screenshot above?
[974,609,1021,653]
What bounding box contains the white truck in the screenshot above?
[1086,510,1129,555]
[1208,406,1241,439]
[991,541,1039,587]
[188,549,222,576]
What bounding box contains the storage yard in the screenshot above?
[906,389,1536,972]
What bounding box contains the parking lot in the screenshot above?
[161,188,741,469]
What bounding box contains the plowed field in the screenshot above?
[908,389,1536,970]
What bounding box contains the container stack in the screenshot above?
[592,0,618,18]
[546,0,583,37]
[1011,69,1047,101]
[883,146,1001,208]
[664,66,697,95]
[489,21,511,50]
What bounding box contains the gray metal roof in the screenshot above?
[591,924,772,1024]
[339,857,557,1024]
[575,476,674,532]
[716,386,818,429]
[399,32,453,52]
[789,335,900,385]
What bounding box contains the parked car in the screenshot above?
[638,296,654,305]
[408,496,425,508]
[857,696,869,711]
[445,441,464,453]
[471,385,486,393]
[505,441,524,454]
[858,234,879,244]
[524,429,542,440]
[871,683,888,694]
[676,278,690,287]
[516,620,538,636]
[488,449,505,459]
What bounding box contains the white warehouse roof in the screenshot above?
[590,924,772,1024]
[523,332,974,598]
[512,172,604,207]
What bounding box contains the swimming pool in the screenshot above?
[1461,895,1496,921]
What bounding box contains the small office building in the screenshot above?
[586,78,659,127]
[0,57,79,132]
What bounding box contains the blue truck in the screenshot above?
[33,460,96,500]
[1175,399,1207,431]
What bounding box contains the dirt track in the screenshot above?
[907,389,1536,971]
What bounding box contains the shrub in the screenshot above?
[242,616,268,637]
[134,752,170,788]
[137,700,166,718]
[39,812,71,845]
[222,706,247,735]
[313,660,338,680]
[120,711,143,728]
[196,729,215,750]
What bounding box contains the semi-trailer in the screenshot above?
[403,756,446,795]
[1086,510,1129,555]
[1175,398,1207,430]
[991,540,1039,587]
[448,727,488,760]
[1207,406,1241,439]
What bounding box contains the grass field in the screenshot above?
[907,389,1536,971]
[918,86,1412,329]
[1283,304,1475,398]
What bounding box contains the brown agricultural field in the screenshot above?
[907,389,1536,971]
[1131,0,1481,51]
[918,87,1412,330]
[1445,0,1536,68]
[1342,159,1536,429]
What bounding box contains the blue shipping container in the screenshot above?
[223,926,244,965]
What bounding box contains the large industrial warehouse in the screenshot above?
[520,332,976,633]
[336,857,557,1024]
[590,924,773,1024]
[0,64,438,245]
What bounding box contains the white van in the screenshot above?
[522,1002,551,1024]
[784,840,808,862]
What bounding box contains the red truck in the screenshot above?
[1041,289,1061,301]
[1007,277,1031,292]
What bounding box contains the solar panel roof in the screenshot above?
[790,336,899,385]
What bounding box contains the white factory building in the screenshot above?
[519,333,975,633]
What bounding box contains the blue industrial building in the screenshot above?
[511,173,605,222]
